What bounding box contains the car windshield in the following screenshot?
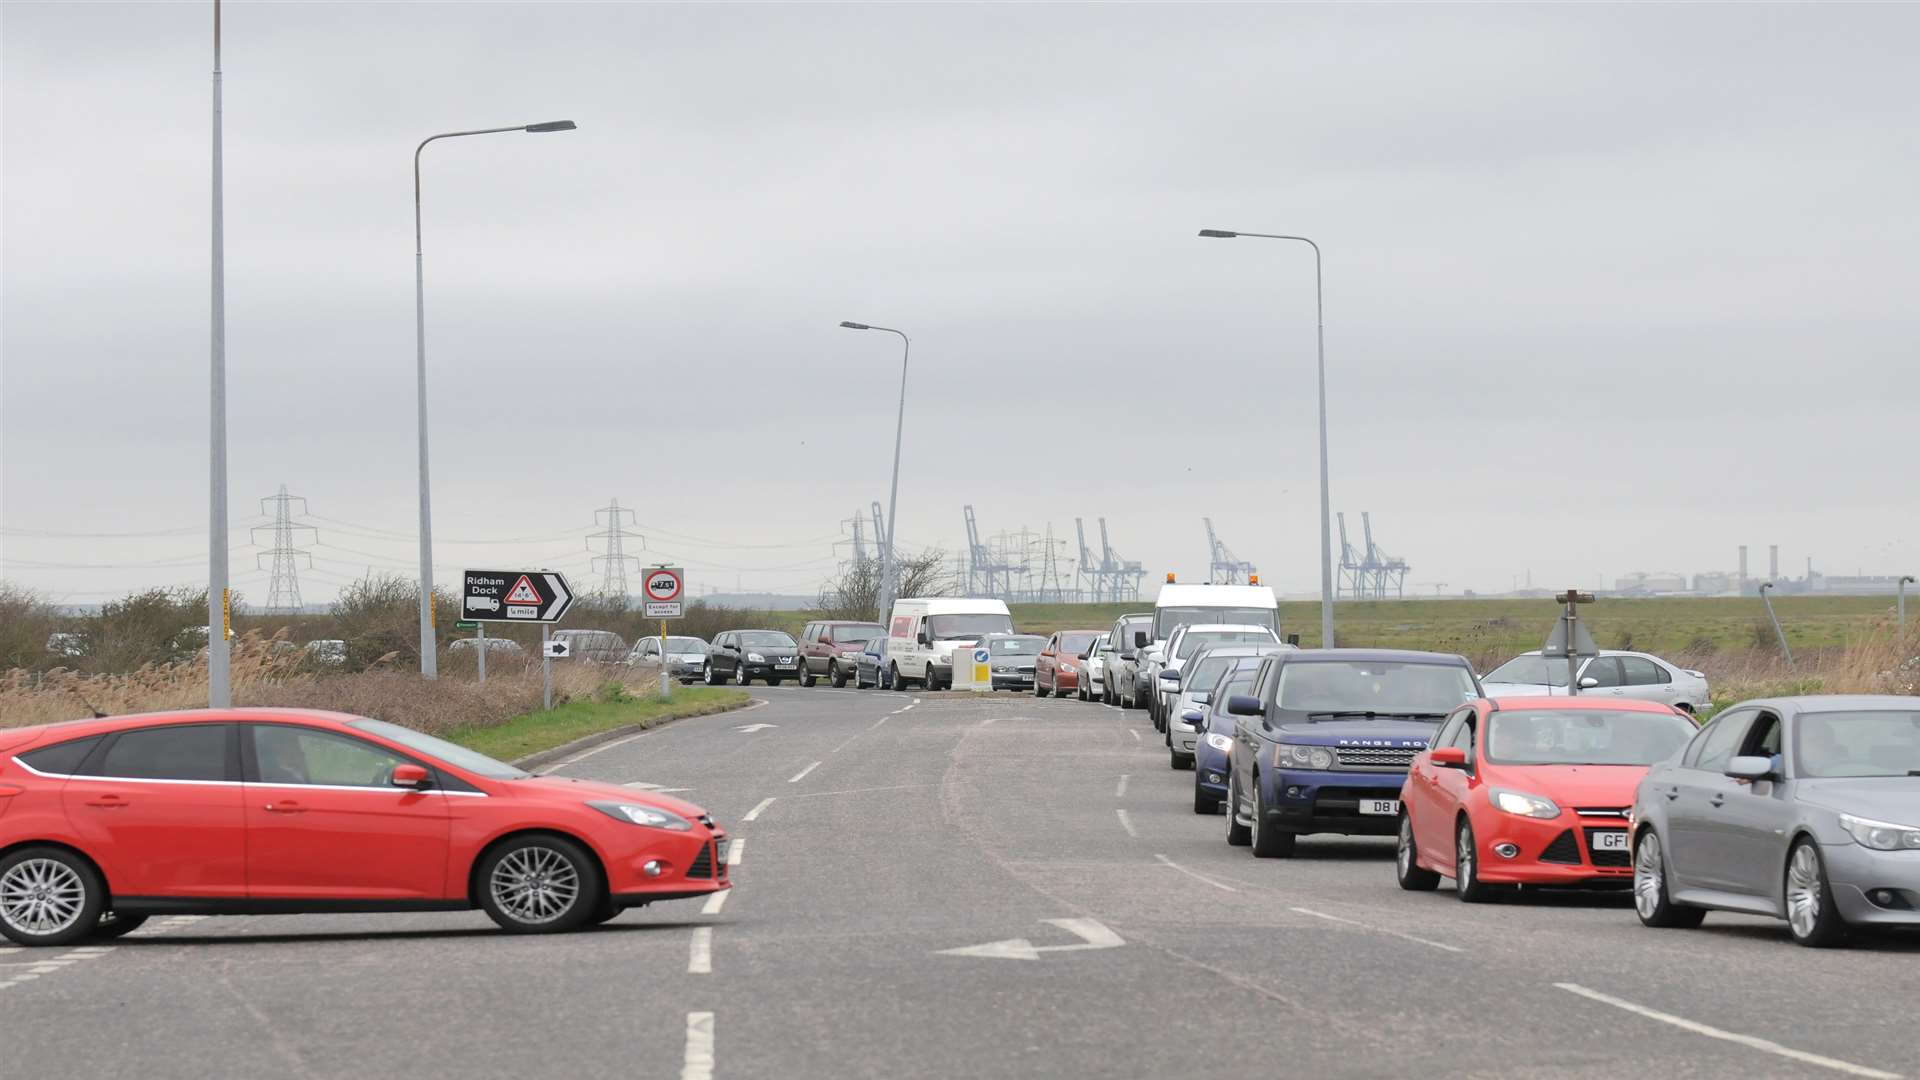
[1484,655,1571,687]
[1059,631,1101,654]
[1277,661,1477,716]
[928,613,1014,639]
[1485,709,1696,766]
[738,631,797,648]
[666,637,706,652]
[350,718,530,780]
[830,623,884,643]
[1153,606,1276,640]
[1795,710,1920,778]
[990,636,1044,655]
[1175,629,1274,659]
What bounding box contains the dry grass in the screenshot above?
[0,628,645,737]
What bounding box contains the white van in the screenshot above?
[1137,582,1281,726]
[884,597,1015,691]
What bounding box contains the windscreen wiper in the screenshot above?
[1304,710,1387,721]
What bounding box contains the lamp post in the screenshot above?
[1900,575,1915,630]
[413,119,575,677]
[1759,582,1794,667]
[208,0,230,707]
[1198,229,1334,648]
[840,321,910,620]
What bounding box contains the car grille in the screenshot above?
[688,844,713,879]
[1333,746,1419,771]
[1583,828,1630,868]
[1574,806,1629,819]
[1540,829,1581,864]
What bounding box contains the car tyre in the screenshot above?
[0,846,108,948]
[799,663,816,688]
[1632,828,1705,929]
[1225,771,1252,847]
[1251,777,1296,858]
[478,834,603,935]
[1785,838,1849,948]
[1035,677,1049,698]
[736,664,753,687]
[1454,818,1496,902]
[1193,778,1220,815]
[829,662,848,689]
[91,911,150,940]
[702,662,718,686]
[1169,749,1194,770]
[1395,813,1441,891]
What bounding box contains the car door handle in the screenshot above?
[84,795,128,808]
[1709,796,1725,809]
[263,801,307,814]
[1664,787,1679,801]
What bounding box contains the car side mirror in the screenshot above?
[1120,651,1136,661]
[1077,651,1091,660]
[917,631,931,646]
[1286,633,1301,646]
[1430,747,1469,770]
[390,763,431,790]
[1134,631,1149,648]
[1181,709,1205,726]
[1227,694,1262,717]
[1158,669,1180,683]
[1579,676,1599,689]
[1726,755,1775,781]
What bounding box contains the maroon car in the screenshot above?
[1035,630,1103,698]
[797,620,885,687]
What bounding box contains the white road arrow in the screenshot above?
[936,918,1124,961]
[622,781,692,794]
[734,723,779,733]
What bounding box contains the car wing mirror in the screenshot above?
[390,764,431,790]
[1431,747,1468,769]
[1726,755,1775,781]
[1134,631,1149,648]
[1158,669,1180,683]
[1077,651,1091,659]
[1181,709,1205,726]
[1120,651,1136,661]
[1579,676,1599,689]
[1286,633,1301,646]
[1227,693,1263,717]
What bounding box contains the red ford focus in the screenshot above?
[1396,696,1696,901]
[0,708,729,946]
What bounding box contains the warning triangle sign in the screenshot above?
[505,575,542,605]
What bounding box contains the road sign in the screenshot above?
[644,566,684,603]
[543,639,571,659]
[645,600,684,619]
[455,620,477,631]
[462,569,574,623]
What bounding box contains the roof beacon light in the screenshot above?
[1166,572,1176,584]
[1249,574,1259,585]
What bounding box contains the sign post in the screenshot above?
[542,625,552,710]
[1543,590,1598,696]
[643,567,686,699]
[476,623,486,685]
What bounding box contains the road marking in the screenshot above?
[937,918,1127,960]
[784,783,939,800]
[1116,808,1138,837]
[624,781,691,793]
[701,889,731,915]
[1289,907,1462,953]
[788,761,820,783]
[688,926,713,974]
[1554,984,1901,1078]
[980,717,998,726]
[726,838,745,867]
[742,797,775,822]
[1116,774,1130,798]
[733,723,778,733]
[681,1011,715,1080]
[1128,729,1141,742]
[1152,853,1238,892]
[0,946,115,992]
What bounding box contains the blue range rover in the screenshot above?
[1223,649,1483,858]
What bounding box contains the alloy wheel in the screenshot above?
[488,845,581,925]
[1633,833,1665,920]
[1786,844,1823,939]
[1397,817,1415,879]
[0,858,86,937]
[1455,822,1475,893]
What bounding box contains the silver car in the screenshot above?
[1630,695,1920,946]
[1162,643,1287,769]
[1483,650,1710,715]
[628,635,711,683]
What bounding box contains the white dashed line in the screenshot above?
[1152,853,1238,892]
[1128,729,1141,742]
[701,889,731,915]
[980,717,998,726]
[1289,907,1462,953]
[688,926,713,974]
[1116,808,1139,837]
[1116,774,1130,798]
[742,797,774,822]
[681,1011,716,1080]
[726,839,745,867]
[1554,983,1901,1079]
[788,761,821,783]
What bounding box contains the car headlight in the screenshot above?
[746,652,766,663]
[1839,813,1920,851]
[588,801,693,831]
[1273,743,1335,770]
[993,665,1013,673]
[1206,733,1234,752]
[1490,789,1562,819]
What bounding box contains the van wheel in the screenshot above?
[890,663,908,691]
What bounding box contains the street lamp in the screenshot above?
[1198,228,1334,648]
[413,119,576,677]
[840,321,910,620]
[1900,575,1915,630]
[1759,582,1794,667]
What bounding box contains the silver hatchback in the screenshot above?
[1630,695,1920,946]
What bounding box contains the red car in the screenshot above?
[1396,696,1696,901]
[0,708,729,947]
[1034,630,1103,698]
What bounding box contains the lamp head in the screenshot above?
[524,120,577,133]
[1197,229,1238,239]
[839,321,871,330]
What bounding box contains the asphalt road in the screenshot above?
[4,687,1917,1079]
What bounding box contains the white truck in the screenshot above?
[1138,581,1281,729]
[883,597,1015,691]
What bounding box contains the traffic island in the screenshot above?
[443,685,752,768]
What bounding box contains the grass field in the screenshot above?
[448,686,751,762]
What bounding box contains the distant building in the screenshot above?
[1615,571,1688,596]
[1812,575,1912,596]
[1691,571,1737,595]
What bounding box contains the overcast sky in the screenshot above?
[3,1,1916,608]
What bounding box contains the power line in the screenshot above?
[252,484,316,616]
[587,498,642,603]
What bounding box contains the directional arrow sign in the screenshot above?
[734,723,779,734]
[543,640,571,659]
[936,918,1124,961]
[463,569,574,624]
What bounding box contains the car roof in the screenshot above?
[1484,696,1682,713]
[1177,624,1273,633]
[1188,644,1285,659]
[4,707,368,746]
[1737,695,1919,713]
[1282,648,1471,665]
[1508,649,1663,660]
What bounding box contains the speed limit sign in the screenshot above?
[643,566,684,618]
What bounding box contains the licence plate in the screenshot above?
[776,661,796,668]
[1358,798,1399,816]
[1591,830,1629,852]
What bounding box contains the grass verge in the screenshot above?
[446,685,751,762]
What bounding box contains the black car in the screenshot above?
[1223,648,1483,858]
[704,630,802,686]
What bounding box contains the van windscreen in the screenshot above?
[1153,606,1276,640]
